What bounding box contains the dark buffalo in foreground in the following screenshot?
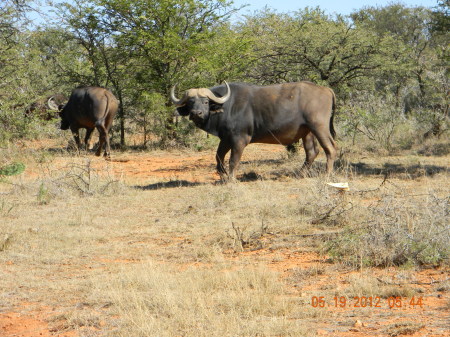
[59,86,118,157]
[171,81,337,179]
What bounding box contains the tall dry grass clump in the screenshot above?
[31,158,126,205]
[103,261,305,337]
[323,184,449,268]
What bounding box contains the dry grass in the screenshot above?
[385,322,425,336]
[0,139,449,336]
[102,261,306,337]
[344,275,416,299]
[323,183,449,267]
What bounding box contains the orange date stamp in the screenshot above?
[310,296,424,309]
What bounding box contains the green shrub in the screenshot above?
[0,106,59,145]
[339,94,406,152]
[0,162,25,176]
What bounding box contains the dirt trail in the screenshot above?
[20,139,288,184]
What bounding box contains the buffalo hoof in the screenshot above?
[221,174,237,184]
[217,171,228,181]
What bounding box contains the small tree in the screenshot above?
[340,94,407,152]
[95,0,238,143]
[55,0,131,146]
[131,92,171,147]
[352,4,449,137]
[241,7,389,95]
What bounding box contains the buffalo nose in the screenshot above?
[191,110,203,116]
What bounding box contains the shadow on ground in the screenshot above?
[134,180,204,190]
[255,159,448,181]
[351,162,448,178]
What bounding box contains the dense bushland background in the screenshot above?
[0,0,448,151]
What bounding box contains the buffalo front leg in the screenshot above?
[216,140,231,179]
[70,126,81,152]
[228,137,250,180]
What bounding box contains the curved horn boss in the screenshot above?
[205,81,231,104]
[170,81,231,105]
[47,96,60,111]
[170,85,189,107]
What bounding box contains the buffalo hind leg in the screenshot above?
[286,142,298,156]
[84,128,95,151]
[216,140,231,179]
[103,109,115,156]
[300,132,319,174]
[95,123,110,158]
[310,128,336,174]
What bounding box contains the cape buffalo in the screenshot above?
[170,81,337,179]
[25,94,66,120]
[59,86,118,157]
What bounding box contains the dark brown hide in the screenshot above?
[59,86,118,157]
[171,82,337,178]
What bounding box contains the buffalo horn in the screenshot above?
[170,85,188,107]
[47,97,59,111]
[206,81,231,104]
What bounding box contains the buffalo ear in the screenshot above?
[176,105,190,116]
[209,103,224,114]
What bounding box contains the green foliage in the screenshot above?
[94,0,237,88]
[131,91,173,147]
[351,4,432,45]
[1,102,38,142]
[0,104,60,145]
[0,162,25,176]
[240,8,389,92]
[339,94,407,152]
[0,1,447,148]
[352,4,448,111]
[431,0,449,34]
[189,23,254,85]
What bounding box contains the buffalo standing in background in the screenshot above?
[59,86,118,158]
[25,94,66,120]
[171,81,337,179]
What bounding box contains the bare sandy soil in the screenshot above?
[0,138,448,336]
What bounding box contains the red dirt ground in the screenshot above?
[0,307,76,337]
